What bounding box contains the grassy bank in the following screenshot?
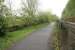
[50,22,62,50]
[0,23,48,50]
[49,21,68,50]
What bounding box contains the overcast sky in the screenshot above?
[39,0,69,18]
[5,0,69,18]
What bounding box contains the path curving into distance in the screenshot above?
[8,23,55,50]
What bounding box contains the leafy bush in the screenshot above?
[0,16,7,37]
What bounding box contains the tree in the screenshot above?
[21,0,38,17]
[7,0,16,27]
[21,0,38,26]
[26,0,38,17]
[0,0,7,36]
[62,0,75,22]
[38,11,58,23]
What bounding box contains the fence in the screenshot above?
[60,21,75,50]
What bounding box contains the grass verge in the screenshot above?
[0,23,48,50]
[50,22,62,50]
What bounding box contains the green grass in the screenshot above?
[0,23,48,50]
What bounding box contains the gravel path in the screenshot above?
[8,23,54,50]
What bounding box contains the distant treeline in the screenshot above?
[5,15,52,32]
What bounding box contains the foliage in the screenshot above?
[0,0,7,37]
[62,0,75,21]
[38,11,58,23]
